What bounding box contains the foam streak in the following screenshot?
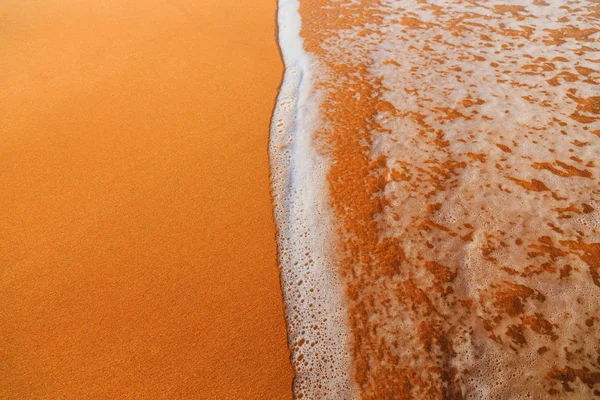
[270,0,354,398]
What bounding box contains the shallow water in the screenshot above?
[272,0,600,398]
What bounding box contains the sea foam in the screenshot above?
[269,0,354,398]
[273,0,600,398]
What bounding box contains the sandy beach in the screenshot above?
[0,0,293,398]
[5,0,600,398]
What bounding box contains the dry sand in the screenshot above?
[0,0,293,398]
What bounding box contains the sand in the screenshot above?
[0,0,293,398]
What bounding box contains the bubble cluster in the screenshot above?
[269,1,355,398]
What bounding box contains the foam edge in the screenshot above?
[269,0,355,398]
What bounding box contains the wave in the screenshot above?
[269,0,354,398]
[272,0,600,398]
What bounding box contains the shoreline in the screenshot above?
[270,0,354,398]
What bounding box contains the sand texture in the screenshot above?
[0,0,293,398]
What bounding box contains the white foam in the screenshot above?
[269,0,354,398]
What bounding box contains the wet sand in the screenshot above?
[275,0,600,398]
[0,0,293,398]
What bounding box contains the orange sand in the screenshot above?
[0,0,293,398]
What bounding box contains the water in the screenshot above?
[271,0,600,398]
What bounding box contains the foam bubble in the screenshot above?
[270,0,355,398]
